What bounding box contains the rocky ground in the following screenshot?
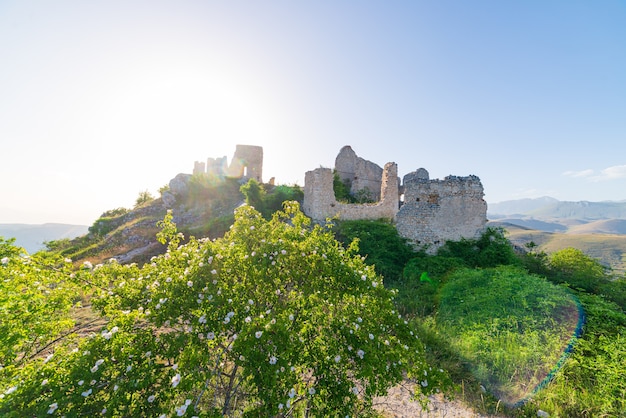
[374,383,500,418]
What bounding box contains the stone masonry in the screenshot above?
[193,145,263,182]
[303,147,487,251]
[303,161,399,221]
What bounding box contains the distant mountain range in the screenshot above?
[488,197,626,273]
[0,223,89,254]
[489,197,626,221]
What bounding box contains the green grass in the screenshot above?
[436,266,579,406]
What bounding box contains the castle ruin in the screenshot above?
[193,144,263,182]
[303,146,487,251]
[187,144,487,251]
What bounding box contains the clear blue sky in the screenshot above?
[1,1,625,225]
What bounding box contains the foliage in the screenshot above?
[135,190,155,208]
[88,210,128,237]
[528,294,626,417]
[0,238,82,372]
[333,219,415,282]
[333,170,352,203]
[547,247,607,293]
[332,171,374,204]
[436,227,519,268]
[240,179,304,219]
[0,204,448,417]
[436,266,580,406]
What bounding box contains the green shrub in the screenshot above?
[333,219,415,282]
[437,227,519,268]
[0,203,449,417]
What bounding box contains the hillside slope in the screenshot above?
[490,221,626,275]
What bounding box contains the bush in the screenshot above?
[0,203,448,417]
[436,227,519,268]
[333,219,415,283]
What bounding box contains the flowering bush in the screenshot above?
[0,203,447,416]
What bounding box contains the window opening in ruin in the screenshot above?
[243,166,248,177]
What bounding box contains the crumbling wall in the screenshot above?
[207,157,228,177]
[334,146,384,201]
[303,162,398,221]
[396,168,487,252]
[226,145,263,182]
[192,145,263,182]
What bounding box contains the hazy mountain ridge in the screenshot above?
[488,197,626,274]
[489,197,626,220]
[0,223,89,254]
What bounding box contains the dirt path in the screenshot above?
[374,383,499,418]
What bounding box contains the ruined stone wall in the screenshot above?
[192,145,263,182]
[303,162,398,222]
[226,145,263,182]
[334,145,384,201]
[396,169,487,251]
[207,157,228,177]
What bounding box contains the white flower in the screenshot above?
[255,331,263,338]
[537,410,550,418]
[187,280,193,287]
[351,386,359,395]
[356,317,362,323]
[95,359,104,366]
[334,355,341,363]
[211,269,217,275]
[147,395,156,403]
[90,365,99,373]
[369,333,374,340]
[288,388,296,398]
[44,353,54,363]
[245,316,251,323]
[288,314,294,321]
[198,315,206,324]
[4,386,17,395]
[361,274,367,281]
[78,380,84,386]
[278,403,283,410]
[166,277,172,282]
[171,373,181,388]
[0,257,9,265]
[207,332,215,340]
[357,349,365,359]
[281,249,287,255]
[269,356,277,365]
[82,261,93,269]
[47,402,58,414]
[113,385,119,391]
[81,388,92,397]
[126,365,132,372]
[175,403,188,416]
[41,379,48,386]
[308,387,316,395]
[420,380,428,387]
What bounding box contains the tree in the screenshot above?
[0,203,448,417]
[135,190,154,208]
